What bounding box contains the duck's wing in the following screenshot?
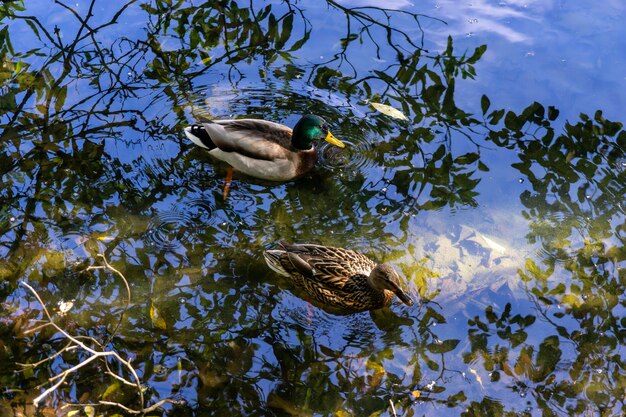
[280,243,376,290]
[203,119,294,160]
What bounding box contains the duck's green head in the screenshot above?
[292,114,345,150]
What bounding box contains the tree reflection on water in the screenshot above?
[0,0,624,416]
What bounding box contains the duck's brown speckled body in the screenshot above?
[264,243,414,313]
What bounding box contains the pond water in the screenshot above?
[1,0,625,416]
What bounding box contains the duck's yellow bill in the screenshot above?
[325,131,346,148]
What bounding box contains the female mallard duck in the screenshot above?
[184,114,345,181]
[264,243,414,313]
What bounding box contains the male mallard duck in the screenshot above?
[263,243,414,313]
[184,114,345,181]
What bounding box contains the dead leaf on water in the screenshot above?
[57,299,74,316]
[370,102,408,120]
[475,233,507,254]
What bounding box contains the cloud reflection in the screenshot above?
[432,0,544,43]
[336,0,414,11]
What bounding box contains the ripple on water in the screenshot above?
[145,199,216,251]
[185,196,217,224]
[317,135,375,175]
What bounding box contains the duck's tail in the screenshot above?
[263,250,290,277]
[184,124,217,150]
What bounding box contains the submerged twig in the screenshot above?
[86,253,132,305]
[16,342,76,368]
[86,252,131,345]
[17,248,184,415]
[389,398,398,417]
[99,398,185,414]
[20,281,144,410]
[17,263,179,414]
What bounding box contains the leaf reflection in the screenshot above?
[0,0,624,416]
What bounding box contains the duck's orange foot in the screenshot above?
[223,166,233,200]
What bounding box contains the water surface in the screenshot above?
[0,1,624,416]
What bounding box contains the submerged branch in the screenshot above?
[17,278,169,414]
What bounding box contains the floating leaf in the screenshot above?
[479,234,506,254]
[83,405,95,417]
[177,356,183,383]
[57,299,74,315]
[370,102,408,120]
[150,302,167,330]
[469,368,484,388]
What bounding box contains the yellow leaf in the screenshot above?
[150,302,167,330]
[514,350,533,377]
[83,405,95,417]
[561,294,582,308]
[411,390,421,399]
[101,381,120,400]
[365,358,385,376]
[23,365,34,379]
[335,410,351,417]
[370,102,408,120]
[67,410,80,417]
[365,358,386,390]
[524,258,547,280]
